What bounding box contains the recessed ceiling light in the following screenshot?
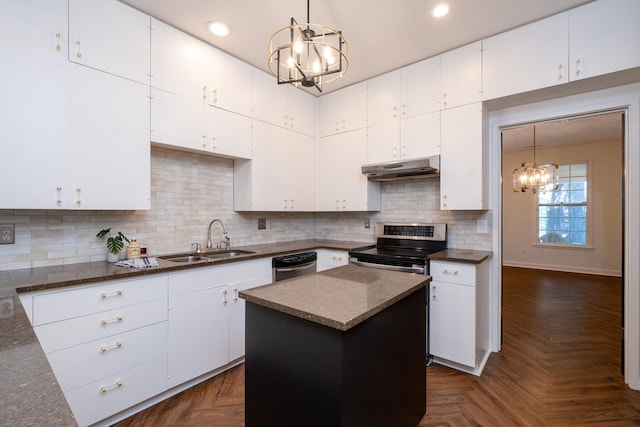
[207,21,231,37]
[432,4,449,18]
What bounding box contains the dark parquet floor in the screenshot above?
[114,267,640,426]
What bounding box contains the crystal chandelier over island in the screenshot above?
[267,0,348,92]
[512,126,559,194]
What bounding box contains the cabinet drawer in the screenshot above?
[430,261,476,286]
[317,249,349,271]
[47,321,167,392]
[32,275,168,325]
[35,298,167,353]
[65,355,167,427]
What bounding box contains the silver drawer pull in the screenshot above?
[443,269,459,275]
[100,380,122,393]
[100,289,123,299]
[99,340,122,353]
[100,315,123,326]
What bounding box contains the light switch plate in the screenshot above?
[0,224,15,244]
[258,218,267,230]
[476,219,488,234]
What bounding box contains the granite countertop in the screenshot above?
[0,239,369,427]
[240,264,431,331]
[429,249,493,264]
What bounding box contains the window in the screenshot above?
[537,162,588,245]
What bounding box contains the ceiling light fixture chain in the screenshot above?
[512,125,559,194]
[268,0,348,92]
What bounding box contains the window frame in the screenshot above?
[534,159,593,249]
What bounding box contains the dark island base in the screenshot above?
[245,287,426,427]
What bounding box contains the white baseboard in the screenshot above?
[502,261,621,277]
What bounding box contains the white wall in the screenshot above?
[502,139,623,276]
[0,147,492,271]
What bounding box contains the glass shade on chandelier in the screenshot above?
[512,126,559,194]
[267,0,348,92]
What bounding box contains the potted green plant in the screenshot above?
[96,228,130,262]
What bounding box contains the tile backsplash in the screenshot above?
[0,147,491,271]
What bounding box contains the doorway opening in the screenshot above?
[500,110,625,375]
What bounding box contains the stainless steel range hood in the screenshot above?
[361,155,440,181]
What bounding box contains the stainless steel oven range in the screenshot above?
[348,222,447,275]
[349,222,447,361]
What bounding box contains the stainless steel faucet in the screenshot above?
[207,219,230,250]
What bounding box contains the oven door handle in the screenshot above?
[274,260,316,273]
[350,259,426,274]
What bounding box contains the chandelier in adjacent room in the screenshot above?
[267,0,348,92]
[512,126,559,194]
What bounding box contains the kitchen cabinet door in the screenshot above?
[286,132,316,211]
[318,81,368,137]
[400,111,441,158]
[68,0,150,84]
[366,121,401,164]
[569,0,640,81]
[401,56,441,117]
[0,0,69,209]
[367,70,401,127]
[234,121,288,211]
[150,87,208,151]
[207,48,252,117]
[68,63,150,210]
[440,102,487,210]
[483,13,569,100]
[286,85,317,137]
[150,19,214,100]
[440,41,482,109]
[429,281,476,367]
[228,264,272,361]
[316,249,349,271]
[251,67,289,128]
[206,107,252,159]
[168,283,229,388]
[317,129,381,211]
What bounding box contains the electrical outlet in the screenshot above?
[258,218,267,230]
[0,224,15,244]
[364,218,370,229]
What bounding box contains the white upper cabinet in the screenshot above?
[317,129,381,211]
[0,0,69,209]
[318,81,368,137]
[569,0,640,81]
[206,108,252,159]
[251,67,289,126]
[69,0,150,84]
[68,64,150,210]
[483,13,569,101]
[150,88,208,151]
[252,68,316,136]
[207,48,252,117]
[366,70,401,127]
[286,86,317,137]
[150,19,213,100]
[440,41,482,109]
[366,59,441,164]
[234,121,315,211]
[440,102,487,210]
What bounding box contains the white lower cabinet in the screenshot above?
[24,275,169,427]
[316,249,349,272]
[167,259,271,388]
[429,259,490,375]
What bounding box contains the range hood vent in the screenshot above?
[361,155,440,182]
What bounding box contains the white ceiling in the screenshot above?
[120,0,594,95]
[119,0,622,149]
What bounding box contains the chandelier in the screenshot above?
[512,126,559,194]
[267,0,348,92]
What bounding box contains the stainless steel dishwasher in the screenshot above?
[272,251,317,282]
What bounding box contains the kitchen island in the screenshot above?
[240,265,429,427]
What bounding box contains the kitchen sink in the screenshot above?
[160,249,255,263]
[203,249,255,259]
